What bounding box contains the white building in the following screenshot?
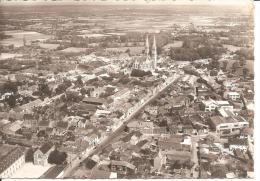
[0,146,25,178]
[223,80,239,90]
[224,91,240,101]
[202,98,233,112]
[209,116,249,136]
[229,138,248,152]
[34,142,55,166]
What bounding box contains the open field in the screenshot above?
[223,44,242,52]
[0,53,23,60]
[1,30,51,47]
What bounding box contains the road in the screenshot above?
[62,72,182,178]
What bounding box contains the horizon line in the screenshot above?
[0,0,253,6]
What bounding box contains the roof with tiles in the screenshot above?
[0,145,25,174]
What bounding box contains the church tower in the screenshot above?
[145,35,150,60]
[23,35,26,46]
[152,35,157,69]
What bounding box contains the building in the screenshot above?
[82,97,106,106]
[170,96,190,110]
[158,135,192,152]
[223,80,239,90]
[0,145,25,178]
[98,160,135,175]
[209,116,249,136]
[224,91,240,101]
[132,35,157,72]
[229,138,248,152]
[202,98,233,112]
[127,121,154,135]
[34,142,55,166]
[40,165,66,179]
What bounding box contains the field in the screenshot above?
[39,43,60,50]
[78,34,111,38]
[223,44,242,52]
[61,47,88,53]
[0,53,23,60]
[163,41,184,50]
[1,30,51,47]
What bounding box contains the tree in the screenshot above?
[38,83,52,98]
[48,149,67,165]
[2,81,18,94]
[130,69,152,77]
[232,62,240,72]
[243,68,249,79]
[208,60,220,70]
[222,61,228,71]
[25,148,34,162]
[125,48,130,54]
[6,94,16,108]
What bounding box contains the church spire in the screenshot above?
[145,35,150,58]
[152,35,157,69]
[23,35,26,46]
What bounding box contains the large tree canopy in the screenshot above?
[48,149,67,165]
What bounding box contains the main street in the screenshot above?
[63,71,182,177]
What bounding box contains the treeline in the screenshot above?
[169,37,226,61]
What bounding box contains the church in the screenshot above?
[132,35,157,72]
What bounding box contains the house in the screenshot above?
[22,113,37,129]
[170,96,190,110]
[217,108,235,118]
[229,138,248,152]
[195,86,211,97]
[201,98,233,112]
[19,99,42,113]
[127,121,154,135]
[144,106,158,116]
[69,102,97,117]
[224,91,240,101]
[82,97,106,106]
[55,121,69,135]
[108,160,136,175]
[2,120,23,136]
[34,142,55,166]
[201,99,219,112]
[0,145,25,178]
[158,135,191,152]
[38,121,50,131]
[223,80,239,90]
[209,116,249,136]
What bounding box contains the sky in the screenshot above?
[0,0,254,6]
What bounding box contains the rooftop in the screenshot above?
[0,145,25,174]
[82,97,106,105]
[40,165,66,179]
[210,116,236,125]
[39,142,54,154]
